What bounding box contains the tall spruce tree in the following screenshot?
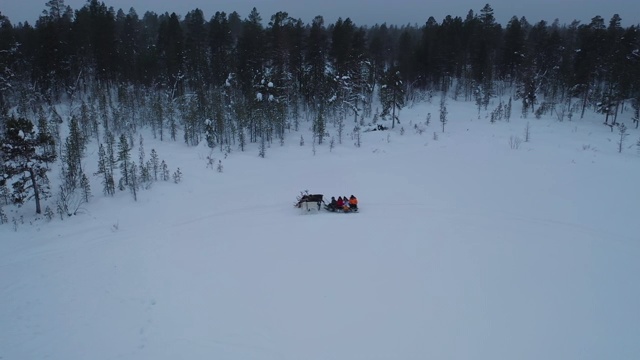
[117,133,132,188]
[380,68,405,128]
[209,11,233,86]
[149,149,160,181]
[305,16,329,111]
[62,115,86,190]
[94,143,115,196]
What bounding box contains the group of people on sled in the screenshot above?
[326,195,358,212]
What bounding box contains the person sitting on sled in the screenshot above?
[327,197,337,211]
[342,196,351,212]
[336,196,344,209]
[349,195,358,211]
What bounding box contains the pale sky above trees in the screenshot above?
[4,0,640,26]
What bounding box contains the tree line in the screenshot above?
[0,1,639,215]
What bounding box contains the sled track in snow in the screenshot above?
[167,204,289,229]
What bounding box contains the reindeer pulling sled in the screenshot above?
[294,192,325,212]
[294,191,359,213]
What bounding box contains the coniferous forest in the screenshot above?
[0,0,639,214]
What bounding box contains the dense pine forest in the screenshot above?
[0,0,639,215]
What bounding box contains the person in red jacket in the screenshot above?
[336,196,344,210]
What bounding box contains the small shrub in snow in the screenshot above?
[161,160,170,181]
[0,206,7,224]
[173,168,182,184]
[490,101,504,123]
[217,160,223,173]
[44,206,54,221]
[617,123,628,153]
[56,184,87,218]
[206,154,215,169]
[509,136,522,150]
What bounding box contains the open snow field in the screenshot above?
[1,99,639,359]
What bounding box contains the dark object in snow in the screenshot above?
[363,124,389,132]
[295,191,324,211]
[325,195,358,213]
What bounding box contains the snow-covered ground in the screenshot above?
[1,98,639,360]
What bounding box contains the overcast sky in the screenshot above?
[3,0,639,27]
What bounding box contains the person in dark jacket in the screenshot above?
[327,196,337,211]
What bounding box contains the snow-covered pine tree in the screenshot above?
[204,118,215,148]
[149,149,160,181]
[62,116,86,190]
[129,163,139,201]
[104,131,116,174]
[36,111,56,161]
[0,117,57,214]
[94,143,115,196]
[313,108,326,144]
[440,91,448,132]
[78,100,92,140]
[138,134,145,169]
[618,123,628,153]
[380,68,404,129]
[117,134,132,188]
[80,172,91,203]
[140,162,152,189]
